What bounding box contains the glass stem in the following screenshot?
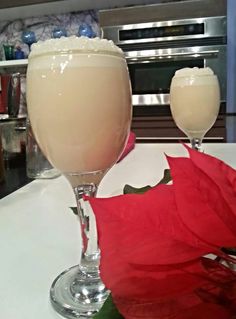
[73,184,100,275]
[190,138,203,152]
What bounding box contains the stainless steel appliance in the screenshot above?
[99,1,227,142]
[102,16,226,110]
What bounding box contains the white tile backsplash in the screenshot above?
[0,10,99,59]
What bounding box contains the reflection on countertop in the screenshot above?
[0,154,32,200]
[0,116,30,199]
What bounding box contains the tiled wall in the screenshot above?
[0,10,99,59]
[0,10,99,115]
[0,10,98,59]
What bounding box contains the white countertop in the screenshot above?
[1,143,236,319]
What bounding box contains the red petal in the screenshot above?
[184,144,236,235]
[114,258,236,318]
[173,303,231,319]
[86,147,236,318]
[117,302,231,319]
[87,189,221,301]
[117,131,136,162]
[88,185,215,268]
[167,155,236,248]
[184,143,236,192]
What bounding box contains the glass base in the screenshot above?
[50,265,109,319]
[27,167,60,179]
[190,138,203,152]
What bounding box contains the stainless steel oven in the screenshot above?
[100,1,227,142]
[103,16,227,110]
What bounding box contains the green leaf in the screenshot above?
[123,169,171,195]
[123,184,152,194]
[70,206,78,215]
[93,294,124,319]
[157,169,172,185]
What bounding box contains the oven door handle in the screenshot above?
[126,50,219,63]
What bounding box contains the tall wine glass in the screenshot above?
[170,67,220,151]
[26,36,132,318]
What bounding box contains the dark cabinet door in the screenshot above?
[0,0,63,9]
[131,115,226,143]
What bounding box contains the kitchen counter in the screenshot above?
[0,143,236,319]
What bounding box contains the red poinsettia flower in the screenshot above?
[87,146,236,318]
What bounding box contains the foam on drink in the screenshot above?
[170,67,220,139]
[174,67,214,77]
[29,35,124,58]
[27,36,132,182]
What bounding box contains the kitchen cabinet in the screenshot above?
[0,0,63,9]
[0,0,158,22]
[0,0,158,10]
[0,61,27,115]
[131,115,226,143]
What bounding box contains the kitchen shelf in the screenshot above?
[0,59,28,69]
[0,59,28,74]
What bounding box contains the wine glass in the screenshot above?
[26,36,132,318]
[170,67,220,151]
[22,30,36,51]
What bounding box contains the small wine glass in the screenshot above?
[22,30,36,51]
[52,27,67,38]
[170,67,220,151]
[26,37,132,318]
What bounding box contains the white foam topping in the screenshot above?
[29,36,124,58]
[174,67,214,77]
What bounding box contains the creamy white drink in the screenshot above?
[27,36,132,318]
[170,67,220,140]
[27,36,132,181]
